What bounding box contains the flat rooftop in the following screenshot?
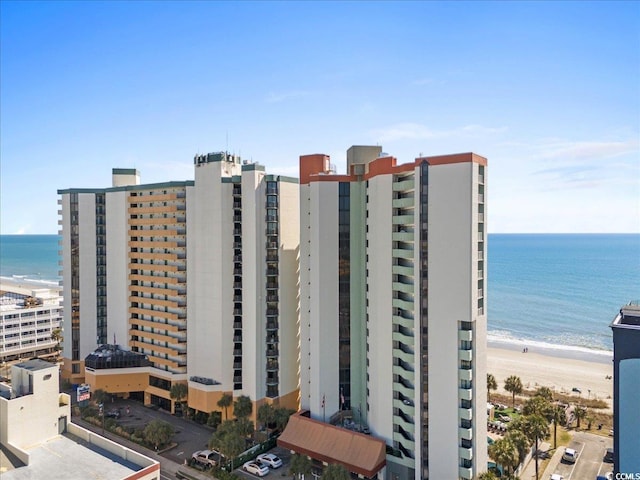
[612,303,640,328]
[0,433,144,480]
[14,359,56,372]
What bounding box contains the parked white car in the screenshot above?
[243,461,269,477]
[257,453,283,468]
[192,449,218,467]
[562,447,578,463]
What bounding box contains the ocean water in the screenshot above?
[488,234,640,355]
[1,234,639,354]
[0,234,61,286]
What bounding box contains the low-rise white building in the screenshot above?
[0,285,62,362]
[0,358,159,480]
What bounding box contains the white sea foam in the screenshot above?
[0,275,60,288]
[488,330,613,364]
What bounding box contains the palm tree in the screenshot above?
[573,405,587,429]
[289,454,312,480]
[523,395,552,419]
[92,388,108,406]
[487,373,498,403]
[257,403,275,432]
[169,383,187,415]
[488,437,519,478]
[51,328,63,359]
[217,393,233,420]
[534,386,553,401]
[522,414,550,480]
[233,395,252,419]
[209,420,244,468]
[550,404,566,448]
[273,407,295,432]
[478,472,499,480]
[505,428,530,465]
[504,375,523,408]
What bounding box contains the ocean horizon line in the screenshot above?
[2,232,639,236]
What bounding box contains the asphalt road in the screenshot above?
[551,431,612,480]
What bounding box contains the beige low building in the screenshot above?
[0,359,159,480]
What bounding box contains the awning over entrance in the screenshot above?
[277,412,386,478]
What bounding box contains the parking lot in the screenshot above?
[233,446,293,479]
[548,431,613,480]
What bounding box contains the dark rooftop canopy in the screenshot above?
[85,344,151,369]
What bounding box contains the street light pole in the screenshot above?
[99,403,104,434]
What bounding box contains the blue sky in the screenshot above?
[1,1,638,234]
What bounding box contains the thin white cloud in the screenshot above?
[538,139,639,160]
[371,122,507,143]
[14,226,30,234]
[265,90,311,103]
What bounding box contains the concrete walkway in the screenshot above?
[519,441,552,480]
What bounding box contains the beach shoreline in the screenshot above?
[488,336,612,365]
[488,345,613,411]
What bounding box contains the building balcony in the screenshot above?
[129,296,178,309]
[458,427,473,441]
[129,273,182,284]
[392,281,414,295]
[392,264,414,277]
[459,349,472,362]
[392,178,415,191]
[392,331,414,344]
[459,387,472,401]
[393,415,415,436]
[392,232,414,243]
[392,315,414,330]
[391,215,415,226]
[458,330,473,342]
[128,192,184,203]
[393,366,415,383]
[459,407,473,421]
[392,197,415,209]
[459,466,474,480]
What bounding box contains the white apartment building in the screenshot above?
[0,285,62,362]
[58,153,300,417]
[299,146,488,480]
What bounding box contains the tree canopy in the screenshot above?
[487,373,498,402]
[233,395,253,419]
[143,420,174,450]
[504,375,523,407]
[322,463,351,480]
[170,383,188,413]
[209,420,246,463]
[289,454,312,480]
[217,393,233,420]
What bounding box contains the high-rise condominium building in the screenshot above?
[298,146,488,479]
[610,302,640,474]
[58,153,299,415]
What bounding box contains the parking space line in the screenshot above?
[566,442,584,480]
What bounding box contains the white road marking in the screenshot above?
[566,442,585,480]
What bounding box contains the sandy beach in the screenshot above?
[488,346,613,410]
